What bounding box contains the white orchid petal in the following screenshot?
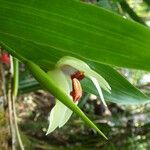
[87,70,111,93]
[90,76,107,107]
[56,56,90,71]
[59,101,78,127]
[59,107,73,128]
[46,100,64,134]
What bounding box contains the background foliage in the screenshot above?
[0,0,150,149]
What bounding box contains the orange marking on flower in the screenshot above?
[70,78,82,102]
[71,71,84,80]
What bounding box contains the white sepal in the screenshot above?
[90,76,107,107]
[46,100,65,134]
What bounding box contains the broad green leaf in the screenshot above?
[0,0,150,105]
[0,0,150,70]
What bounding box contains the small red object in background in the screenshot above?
[71,71,85,80]
[0,53,10,64]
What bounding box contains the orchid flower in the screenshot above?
[46,56,111,134]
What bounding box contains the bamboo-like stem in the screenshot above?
[12,58,25,150]
[8,67,16,150]
[12,95,25,150]
[1,44,24,149]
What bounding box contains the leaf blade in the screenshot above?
[0,0,150,70]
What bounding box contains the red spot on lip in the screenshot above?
[70,71,85,102]
[70,78,82,102]
[0,53,10,64]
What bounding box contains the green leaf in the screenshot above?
[0,0,150,105]
[0,0,150,70]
